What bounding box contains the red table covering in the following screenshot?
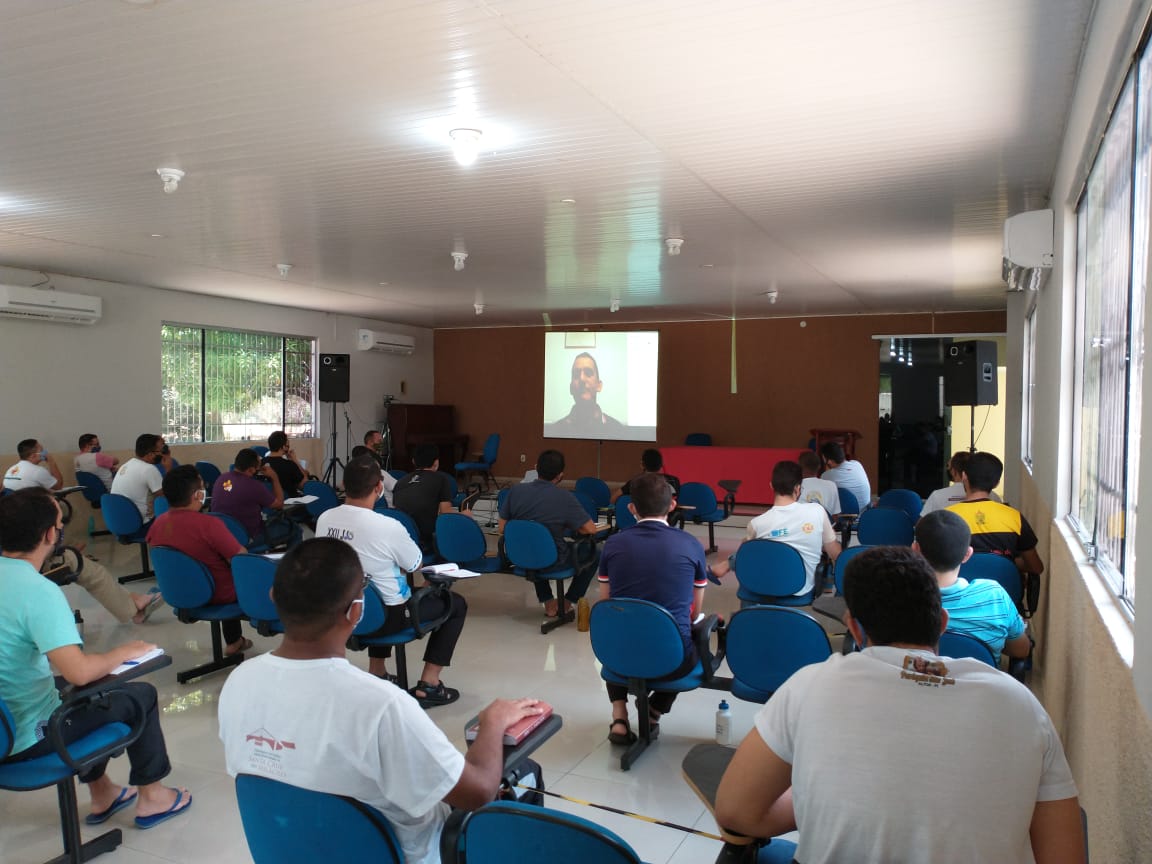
[661,446,806,506]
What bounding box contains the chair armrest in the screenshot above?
[406,582,453,637]
[40,547,85,587]
[47,687,146,774]
[1022,571,1040,618]
[693,614,725,682]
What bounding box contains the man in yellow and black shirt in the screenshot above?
[946,452,1044,578]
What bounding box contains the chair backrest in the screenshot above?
[832,544,874,595]
[301,481,340,518]
[614,495,637,530]
[435,512,487,563]
[232,554,280,625]
[457,800,641,864]
[152,496,170,516]
[481,433,500,465]
[503,520,559,571]
[676,481,720,516]
[0,696,16,760]
[74,471,106,506]
[379,509,423,548]
[876,488,923,521]
[684,433,712,446]
[99,492,144,536]
[573,477,611,509]
[734,539,807,599]
[837,487,861,516]
[497,487,510,511]
[590,597,687,680]
[251,445,270,458]
[572,490,599,523]
[195,460,222,489]
[442,472,459,498]
[938,630,998,666]
[726,606,832,698]
[958,553,1024,608]
[210,511,252,546]
[387,469,407,481]
[150,546,215,608]
[856,507,915,546]
[352,584,388,636]
[235,774,403,864]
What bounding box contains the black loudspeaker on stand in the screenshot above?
[319,353,351,488]
[944,341,997,407]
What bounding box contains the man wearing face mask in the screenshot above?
[316,455,468,706]
[4,438,64,491]
[111,434,166,521]
[74,434,119,491]
[145,466,251,656]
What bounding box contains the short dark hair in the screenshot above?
[948,451,971,476]
[234,448,261,472]
[343,455,382,498]
[843,546,943,647]
[820,442,846,465]
[536,449,565,481]
[78,433,98,450]
[135,434,161,458]
[964,452,1003,493]
[914,510,972,572]
[0,487,58,552]
[630,471,673,518]
[364,430,381,445]
[267,431,288,452]
[272,538,363,640]
[771,460,803,496]
[162,464,203,507]
[572,352,600,377]
[412,444,439,469]
[350,445,374,461]
[640,448,663,472]
[16,439,38,460]
[798,450,821,475]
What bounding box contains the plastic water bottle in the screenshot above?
[576,597,591,631]
[715,700,732,745]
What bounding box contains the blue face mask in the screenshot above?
[90,445,101,453]
[37,451,48,461]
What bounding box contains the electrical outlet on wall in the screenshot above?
[520,453,526,463]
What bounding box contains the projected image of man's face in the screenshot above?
[570,355,602,402]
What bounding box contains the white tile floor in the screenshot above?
[1,511,817,864]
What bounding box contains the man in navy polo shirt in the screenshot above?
[597,471,710,745]
[498,449,599,622]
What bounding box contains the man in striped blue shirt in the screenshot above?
[913,510,1031,658]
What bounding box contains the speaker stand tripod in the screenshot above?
[321,401,345,489]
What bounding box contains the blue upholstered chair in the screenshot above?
[938,630,998,666]
[856,506,915,546]
[684,432,712,446]
[194,460,222,498]
[347,583,453,690]
[833,544,873,596]
[959,552,1024,610]
[235,773,404,864]
[435,512,502,573]
[74,470,113,537]
[209,511,270,555]
[151,496,170,516]
[502,520,580,635]
[378,509,435,566]
[453,800,647,864]
[834,487,861,546]
[0,688,146,864]
[573,490,612,541]
[734,539,816,607]
[236,773,402,863]
[99,492,153,584]
[149,546,247,683]
[251,445,270,458]
[613,495,637,531]
[574,476,612,514]
[876,487,923,522]
[300,480,340,520]
[676,481,731,553]
[455,433,500,491]
[232,554,283,637]
[387,469,407,481]
[726,606,832,702]
[590,598,721,770]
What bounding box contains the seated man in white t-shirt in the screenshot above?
[74,433,120,491]
[714,546,1083,864]
[218,537,542,864]
[710,461,840,596]
[797,450,839,517]
[110,433,166,520]
[3,438,63,491]
[920,450,1001,516]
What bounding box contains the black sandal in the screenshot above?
[410,680,460,709]
[608,718,637,745]
[646,711,662,741]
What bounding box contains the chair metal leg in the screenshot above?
[706,523,717,554]
[176,620,244,684]
[51,777,122,864]
[116,543,153,584]
[394,645,410,691]
[620,679,654,771]
[540,577,575,635]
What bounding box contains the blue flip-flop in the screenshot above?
[85,786,137,825]
[134,789,192,830]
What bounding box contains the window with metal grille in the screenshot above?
[161,324,315,445]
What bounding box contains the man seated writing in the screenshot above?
[218,537,542,864]
[0,488,191,829]
[598,472,710,744]
[714,545,1083,864]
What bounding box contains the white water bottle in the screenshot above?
[715,699,732,745]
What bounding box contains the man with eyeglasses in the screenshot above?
[110,433,167,520]
[218,537,542,864]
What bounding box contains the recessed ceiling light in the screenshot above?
[150,233,164,238]
[701,263,714,268]
[378,281,390,286]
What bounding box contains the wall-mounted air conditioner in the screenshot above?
[0,284,102,324]
[357,329,415,355]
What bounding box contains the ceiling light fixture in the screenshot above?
[150,233,164,238]
[156,167,184,194]
[560,198,576,204]
[665,237,684,256]
[610,298,620,313]
[276,264,292,278]
[452,250,468,271]
[449,128,483,167]
[889,338,896,357]
[474,302,484,315]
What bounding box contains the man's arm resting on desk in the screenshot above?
[577,519,598,535]
[714,728,797,839]
[1030,797,1086,864]
[444,698,543,811]
[48,641,157,686]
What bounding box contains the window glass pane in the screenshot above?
[161,325,202,443]
[284,337,315,438]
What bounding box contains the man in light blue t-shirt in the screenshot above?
[0,488,191,829]
[819,442,871,511]
[913,509,1031,658]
